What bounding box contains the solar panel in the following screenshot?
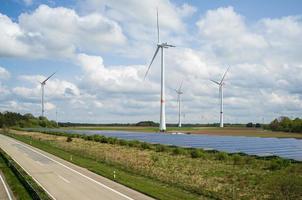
[24,128,302,161]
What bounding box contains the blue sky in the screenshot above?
[0,0,301,123]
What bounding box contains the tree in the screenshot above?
[246,122,253,128]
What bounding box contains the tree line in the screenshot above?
[266,116,302,133]
[0,111,57,128]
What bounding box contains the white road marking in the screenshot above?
[58,175,70,184]
[0,174,12,200]
[4,135,134,200]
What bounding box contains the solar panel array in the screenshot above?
[26,128,302,161]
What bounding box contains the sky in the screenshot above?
[0,0,302,124]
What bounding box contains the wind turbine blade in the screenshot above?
[220,66,230,84]
[144,46,160,79]
[42,72,56,84]
[179,80,183,90]
[157,8,160,43]
[166,44,176,47]
[210,79,220,85]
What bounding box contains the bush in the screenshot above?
[233,154,243,165]
[172,147,185,155]
[127,140,140,147]
[267,159,291,171]
[155,144,167,152]
[107,137,117,144]
[215,152,228,160]
[66,136,73,142]
[246,122,254,127]
[190,149,204,158]
[118,139,128,146]
[140,142,151,149]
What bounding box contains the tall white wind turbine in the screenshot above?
[211,67,230,128]
[144,9,175,132]
[39,72,56,117]
[175,81,183,127]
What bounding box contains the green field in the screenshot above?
[65,126,302,139]
[4,129,302,200]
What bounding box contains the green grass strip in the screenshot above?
[0,152,31,200]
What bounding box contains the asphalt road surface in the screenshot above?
[0,172,12,200]
[0,134,154,200]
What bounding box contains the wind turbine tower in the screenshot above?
[40,72,56,117]
[211,67,230,128]
[175,81,183,127]
[144,9,175,132]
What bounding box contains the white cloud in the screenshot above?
[76,53,156,93]
[44,102,55,111]
[0,5,126,58]
[0,67,10,79]
[196,6,268,62]
[79,0,187,32]
[177,3,197,18]
[0,14,29,57]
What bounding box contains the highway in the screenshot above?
[0,134,154,200]
[0,173,12,200]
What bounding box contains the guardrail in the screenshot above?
[0,148,52,200]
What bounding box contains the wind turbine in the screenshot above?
[144,9,175,132]
[211,67,230,128]
[175,81,183,127]
[39,72,56,117]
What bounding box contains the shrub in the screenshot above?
[244,156,254,165]
[118,139,128,146]
[267,159,291,171]
[155,144,167,152]
[100,137,108,143]
[172,147,185,155]
[107,137,117,144]
[140,142,151,149]
[215,152,228,160]
[66,136,73,142]
[127,140,140,147]
[86,135,93,141]
[233,154,243,165]
[190,149,204,158]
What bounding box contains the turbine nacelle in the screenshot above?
[158,42,176,48]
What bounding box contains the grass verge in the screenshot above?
[0,151,31,199]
